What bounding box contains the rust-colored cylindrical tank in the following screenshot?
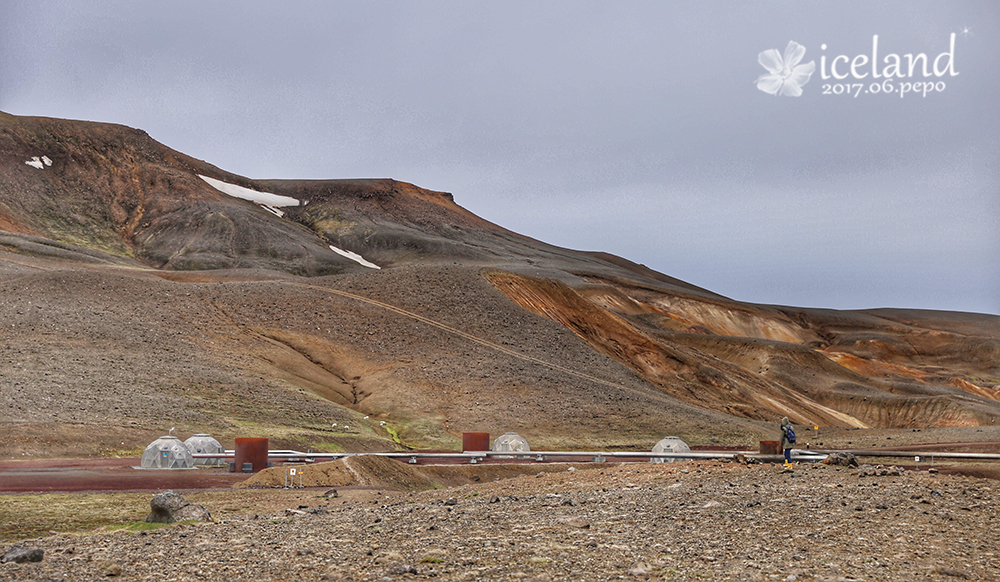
[462,432,490,452]
[759,440,781,455]
[233,437,269,472]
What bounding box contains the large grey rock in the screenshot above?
[145,490,212,523]
[1,545,44,563]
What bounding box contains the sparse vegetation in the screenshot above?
[0,492,149,542]
[104,521,174,533]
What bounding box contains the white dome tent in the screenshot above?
[140,435,195,469]
[651,436,691,463]
[183,433,224,466]
[492,432,530,457]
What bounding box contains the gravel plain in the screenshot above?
[2,458,997,582]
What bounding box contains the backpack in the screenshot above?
[783,425,796,444]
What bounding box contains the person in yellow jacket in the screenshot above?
[779,417,795,467]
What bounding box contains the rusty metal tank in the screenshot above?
[233,437,268,473]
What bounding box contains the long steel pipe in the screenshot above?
[192,449,824,462]
[191,448,1000,463]
[814,449,1000,461]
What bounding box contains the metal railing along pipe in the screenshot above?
[813,449,1000,461]
[189,448,1000,465]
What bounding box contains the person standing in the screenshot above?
[780,417,796,467]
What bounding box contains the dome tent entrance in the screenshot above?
[141,436,195,469]
[184,433,224,466]
[651,436,691,463]
[492,432,530,455]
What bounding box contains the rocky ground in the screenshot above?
[3,459,997,582]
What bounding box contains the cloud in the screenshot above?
[1,1,997,313]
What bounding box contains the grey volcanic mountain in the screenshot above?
[1,112,998,458]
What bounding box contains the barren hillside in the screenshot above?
[1,112,997,458]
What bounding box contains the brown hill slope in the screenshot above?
[1,112,998,458]
[0,112,360,274]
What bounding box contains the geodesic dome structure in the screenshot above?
[140,436,195,469]
[492,432,530,454]
[651,436,691,463]
[183,433,224,466]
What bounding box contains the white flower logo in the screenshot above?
[756,41,816,97]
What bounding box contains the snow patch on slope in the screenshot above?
[198,175,300,217]
[329,245,381,269]
[25,156,52,169]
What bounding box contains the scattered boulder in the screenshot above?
[1,545,44,564]
[628,562,651,577]
[822,452,859,467]
[934,566,970,578]
[374,551,406,565]
[857,464,905,478]
[556,516,590,529]
[145,490,212,524]
[387,562,418,575]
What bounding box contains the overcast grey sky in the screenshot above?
[2,1,997,314]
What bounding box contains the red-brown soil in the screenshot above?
[0,458,245,492]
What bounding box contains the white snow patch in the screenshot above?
[198,174,300,208]
[25,156,46,169]
[329,245,381,270]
